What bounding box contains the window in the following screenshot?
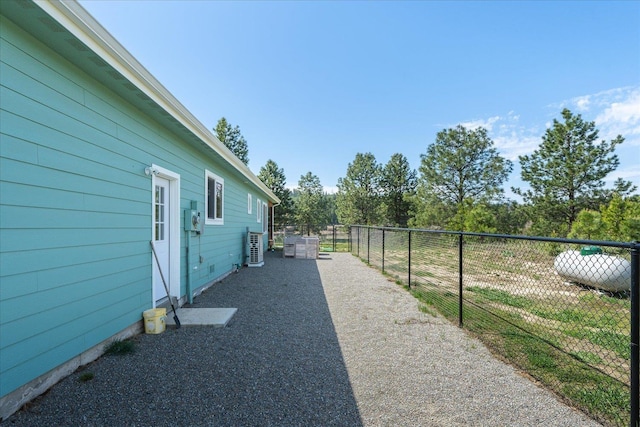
[205,170,224,225]
[248,194,252,214]
[263,202,268,233]
[256,199,261,223]
[154,184,166,241]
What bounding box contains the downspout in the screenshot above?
[271,202,280,250]
[186,230,193,304]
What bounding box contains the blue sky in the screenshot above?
[79,1,639,199]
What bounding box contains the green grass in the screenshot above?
[466,286,534,310]
[583,329,630,360]
[104,339,135,356]
[319,241,350,252]
[413,270,435,278]
[78,372,95,382]
[409,284,629,426]
[411,287,460,321]
[533,306,625,329]
[572,351,603,365]
[418,303,438,317]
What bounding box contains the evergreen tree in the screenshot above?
[568,210,604,240]
[489,200,528,235]
[598,178,639,207]
[463,202,497,234]
[258,160,294,226]
[214,117,249,165]
[336,153,383,225]
[514,108,625,236]
[408,187,454,230]
[600,193,640,242]
[380,153,417,227]
[415,125,512,230]
[295,172,327,234]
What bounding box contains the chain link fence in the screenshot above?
[350,225,639,427]
[272,225,350,253]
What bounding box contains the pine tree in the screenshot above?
[258,160,294,225]
[214,117,249,165]
[380,153,417,227]
[514,109,624,236]
[295,172,327,234]
[336,153,382,225]
[415,125,512,230]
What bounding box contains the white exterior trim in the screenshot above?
[262,202,269,233]
[149,163,180,301]
[257,199,262,223]
[205,169,224,226]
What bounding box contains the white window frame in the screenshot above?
[248,194,252,214]
[256,199,262,223]
[262,202,268,233]
[205,170,224,225]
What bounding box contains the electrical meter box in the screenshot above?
[184,209,201,232]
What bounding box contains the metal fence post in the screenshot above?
[631,242,640,427]
[333,225,337,252]
[367,226,371,264]
[408,230,412,289]
[357,227,360,257]
[382,228,386,273]
[458,233,463,328]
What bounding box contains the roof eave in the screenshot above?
[33,0,279,203]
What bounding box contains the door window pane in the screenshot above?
[155,185,166,241]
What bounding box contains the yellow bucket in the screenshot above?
[143,308,166,334]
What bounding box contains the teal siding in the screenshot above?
[0,15,273,398]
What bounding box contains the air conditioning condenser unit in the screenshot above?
[247,232,264,267]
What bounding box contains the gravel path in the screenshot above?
[1,252,601,426]
[317,253,601,427]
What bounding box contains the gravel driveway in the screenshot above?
[1,251,601,426]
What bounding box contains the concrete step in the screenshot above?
[165,308,237,328]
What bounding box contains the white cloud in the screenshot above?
[452,86,640,196]
[459,115,501,132]
[558,86,640,145]
[555,86,635,111]
[575,95,591,111]
[456,112,542,161]
[598,96,640,125]
[493,134,540,161]
[453,112,543,161]
[595,89,640,144]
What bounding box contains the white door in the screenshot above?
[153,177,170,303]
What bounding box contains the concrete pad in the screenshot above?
[165,308,237,328]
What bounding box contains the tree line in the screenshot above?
[212,117,329,232]
[214,110,639,242]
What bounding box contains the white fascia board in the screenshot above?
[35,0,279,204]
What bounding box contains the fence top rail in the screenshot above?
[349,225,639,250]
